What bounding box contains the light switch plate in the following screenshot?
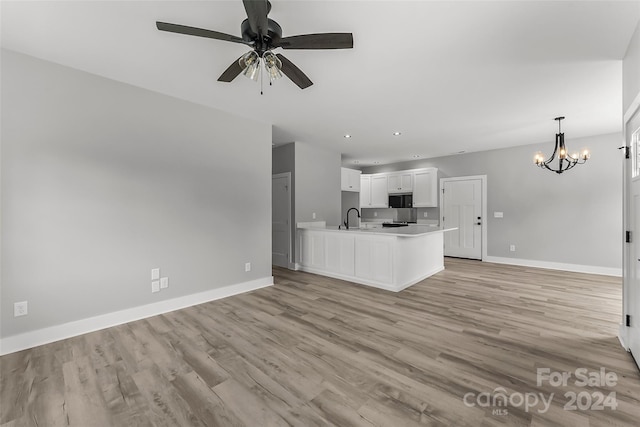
[160,277,169,289]
[151,281,160,293]
[151,268,160,280]
[494,212,504,218]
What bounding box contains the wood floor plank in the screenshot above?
[2,258,639,426]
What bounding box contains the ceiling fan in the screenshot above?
[156,0,354,90]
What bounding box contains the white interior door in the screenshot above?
[442,178,483,260]
[627,115,640,367]
[272,173,291,268]
[630,182,639,363]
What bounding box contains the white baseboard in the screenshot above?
[619,323,629,351]
[483,256,622,277]
[0,276,273,356]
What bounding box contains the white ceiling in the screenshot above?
[2,1,639,165]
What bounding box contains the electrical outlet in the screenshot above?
[151,268,160,280]
[510,244,516,252]
[423,212,428,218]
[160,277,169,289]
[374,212,377,217]
[151,281,160,293]
[312,212,316,219]
[14,301,28,317]
[494,212,504,218]
[245,262,251,272]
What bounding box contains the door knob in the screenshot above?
[476,222,482,225]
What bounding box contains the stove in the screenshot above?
[382,222,410,228]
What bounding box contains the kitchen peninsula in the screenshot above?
[297,224,455,292]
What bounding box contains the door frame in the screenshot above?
[272,172,293,269]
[620,92,640,355]
[439,175,487,261]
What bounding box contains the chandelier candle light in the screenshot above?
[534,117,590,174]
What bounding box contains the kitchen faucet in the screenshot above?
[344,207,361,230]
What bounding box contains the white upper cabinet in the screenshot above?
[387,172,413,193]
[370,175,389,208]
[360,174,388,208]
[360,175,371,207]
[341,167,361,192]
[412,168,438,207]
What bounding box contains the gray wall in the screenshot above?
[294,142,341,226]
[1,50,272,338]
[623,15,640,113]
[273,141,341,264]
[362,133,622,269]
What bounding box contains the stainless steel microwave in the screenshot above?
[389,194,412,208]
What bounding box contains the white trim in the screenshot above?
[619,323,629,351]
[0,276,273,356]
[439,175,488,260]
[483,256,621,277]
[623,90,640,123]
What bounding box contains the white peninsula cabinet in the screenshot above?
[412,168,438,207]
[298,225,453,292]
[341,167,361,192]
[360,174,388,208]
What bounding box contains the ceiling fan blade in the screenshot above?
[242,0,269,38]
[276,33,353,50]
[276,53,313,89]
[156,22,249,46]
[218,57,245,82]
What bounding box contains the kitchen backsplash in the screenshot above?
[361,207,440,224]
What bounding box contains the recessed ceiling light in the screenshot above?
[393,132,401,136]
[344,134,352,139]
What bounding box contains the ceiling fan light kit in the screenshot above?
[156,0,353,91]
[534,116,590,174]
[240,51,261,81]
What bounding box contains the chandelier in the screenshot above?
[534,117,590,174]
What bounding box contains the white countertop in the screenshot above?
[298,224,456,237]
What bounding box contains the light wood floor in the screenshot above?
[1,258,639,426]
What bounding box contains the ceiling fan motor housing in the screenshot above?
[241,18,282,53]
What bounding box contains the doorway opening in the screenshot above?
[272,173,292,269]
